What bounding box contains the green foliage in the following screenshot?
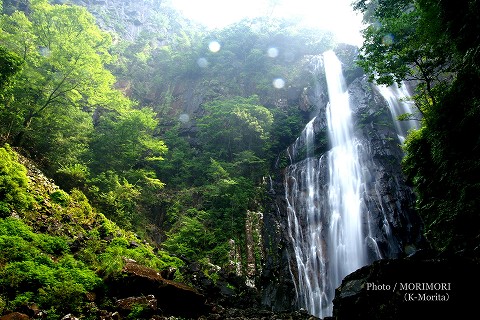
[269,107,306,156]
[0,1,171,237]
[162,168,261,267]
[50,189,70,206]
[194,18,333,99]
[155,126,209,188]
[0,0,341,309]
[88,172,141,230]
[0,144,34,217]
[0,0,114,150]
[197,96,273,162]
[89,108,167,174]
[92,236,184,277]
[157,96,273,266]
[0,217,101,316]
[55,163,90,192]
[402,72,480,253]
[163,213,213,261]
[0,295,5,314]
[127,303,150,320]
[0,45,21,91]
[0,157,183,317]
[354,0,453,115]
[87,107,167,230]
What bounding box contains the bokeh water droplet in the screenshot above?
[197,57,208,68]
[208,41,221,53]
[179,113,190,123]
[273,78,285,89]
[267,47,279,58]
[382,34,394,46]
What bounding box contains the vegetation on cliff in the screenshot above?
[0,144,183,318]
[353,0,480,255]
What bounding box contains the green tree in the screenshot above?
[0,0,115,164]
[353,0,452,114]
[0,46,21,90]
[0,46,21,143]
[89,108,167,175]
[197,96,273,162]
[88,107,167,229]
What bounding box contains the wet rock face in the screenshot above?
[348,76,426,259]
[68,0,165,41]
[332,253,479,319]
[260,202,298,312]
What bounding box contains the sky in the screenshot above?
[168,0,364,46]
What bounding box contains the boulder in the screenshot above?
[106,262,211,318]
[0,313,29,320]
[116,294,157,311]
[332,252,479,319]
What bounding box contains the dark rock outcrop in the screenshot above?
[116,295,157,315]
[0,313,30,320]
[181,261,262,310]
[332,252,479,319]
[106,262,211,318]
[208,308,319,320]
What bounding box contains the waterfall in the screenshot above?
[377,83,420,142]
[279,50,421,319]
[285,51,368,318]
[324,50,367,298]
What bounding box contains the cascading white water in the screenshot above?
[285,118,329,317]
[285,51,368,318]
[324,50,366,298]
[377,83,420,142]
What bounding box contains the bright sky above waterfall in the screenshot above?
[168,0,364,46]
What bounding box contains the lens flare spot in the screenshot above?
[39,46,50,57]
[267,47,279,58]
[197,57,208,68]
[373,21,382,30]
[179,113,190,123]
[273,78,285,89]
[382,34,394,46]
[208,41,221,53]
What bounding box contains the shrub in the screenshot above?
[0,218,102,316]
[50,190,71,206]
[0,295,6,314]
[0,145,34,217]
[96,238,183,277]
[0,217,69,257]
